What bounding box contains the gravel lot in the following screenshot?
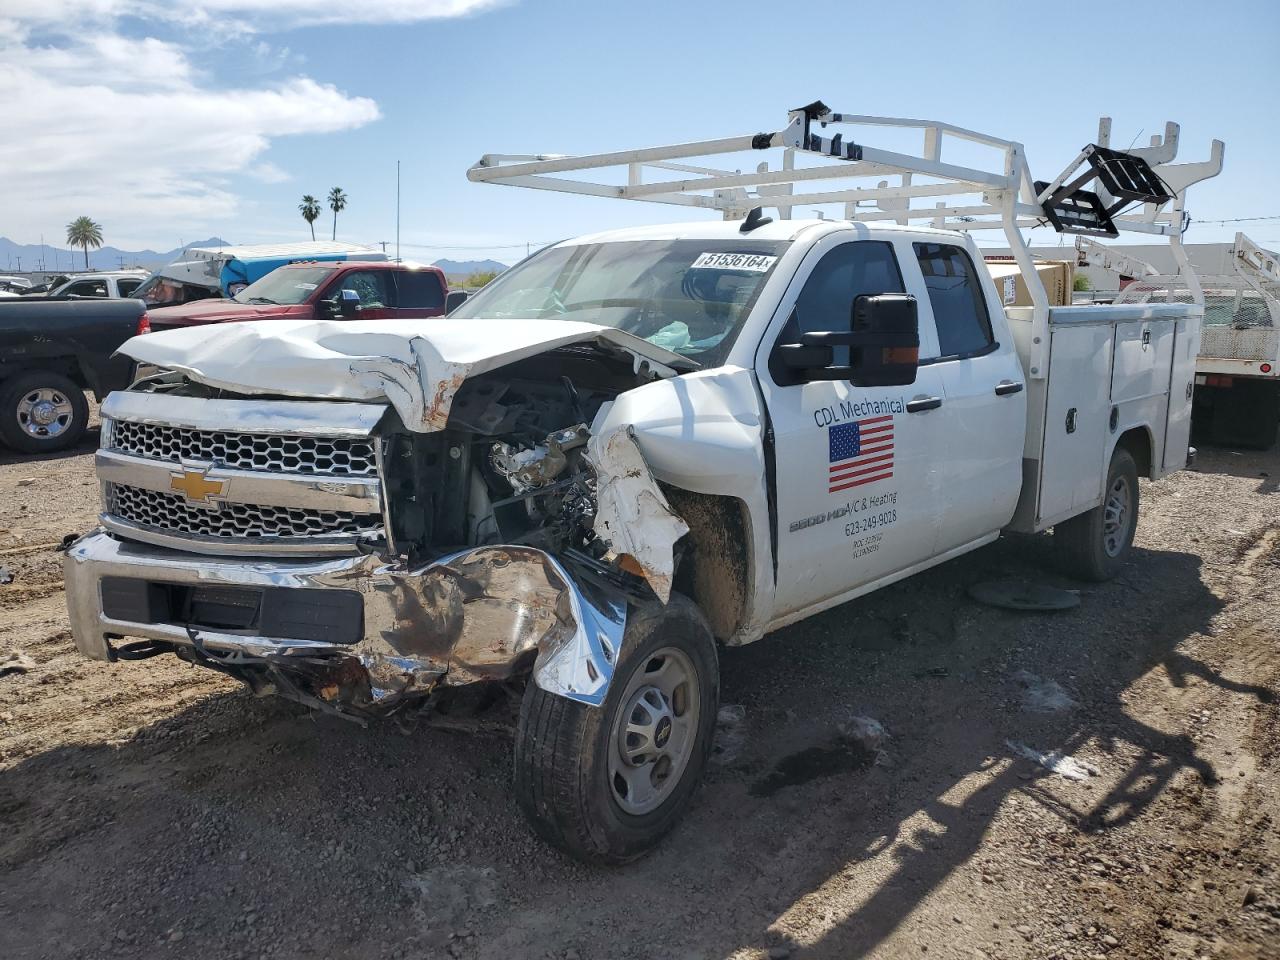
[0,403,1277,960]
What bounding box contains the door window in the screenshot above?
[117,279,141,297]
[913,243,994,359]
[394,270,445,309]
[66,279,108,297]
[332,271,390,308]
[771,241,904,383]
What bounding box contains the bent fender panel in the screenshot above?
[594,367,777,643]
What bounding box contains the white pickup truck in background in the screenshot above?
[63,105,1224,862]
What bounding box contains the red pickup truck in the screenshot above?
[145,261,452,331]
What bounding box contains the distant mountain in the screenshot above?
[432,258,508,276]
[1,239,510,277]
[0,236,228,273]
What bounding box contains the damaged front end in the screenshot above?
[67,323,691,718]
[65,537,628,716]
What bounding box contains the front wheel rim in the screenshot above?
[607,646,701,816]
[1102,474,1133,557]
[17,387,75,439]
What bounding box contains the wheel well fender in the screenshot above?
[1112,425,1154,478]
[1,359,88,391]
[661,487,752,643]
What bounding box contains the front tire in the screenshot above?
[0,371,89,454]
[514,594,719,864]
[1055,447,1139,582]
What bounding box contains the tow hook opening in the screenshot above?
[110,639,174,661]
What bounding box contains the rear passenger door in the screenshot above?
[912,242,1025,552]
[391,270,446,319]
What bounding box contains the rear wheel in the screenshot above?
[1055,447,1139,582]
[0,371,89,454]
[514,594,718,864]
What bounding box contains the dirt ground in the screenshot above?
[1,403,1277,960]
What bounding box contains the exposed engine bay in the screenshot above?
[378,349,642,567]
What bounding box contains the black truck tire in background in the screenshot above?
[1055,447,1140,583]
[514,593,719,865]
[0,371,90,454]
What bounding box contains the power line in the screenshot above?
[396,239,556,251]
[1190,215,1280,226]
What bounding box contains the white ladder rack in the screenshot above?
[468,102,1224,378]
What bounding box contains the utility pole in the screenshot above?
[378,241,389,254]
[395,160,401,262]
[15,256,21,272]
[117,256,127,269]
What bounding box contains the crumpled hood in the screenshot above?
[119,316,689,432]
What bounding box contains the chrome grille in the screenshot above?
[107,483,382,541]
[109,420,377,477]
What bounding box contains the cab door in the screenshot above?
[755,236,947,618]
[910,242,1025,551]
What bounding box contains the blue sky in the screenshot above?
[4,0,1278,259]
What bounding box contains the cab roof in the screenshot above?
[274,260,443,273]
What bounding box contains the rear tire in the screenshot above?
[0,371,89,454]
[514,593,719,864]
[1055,447,1139,582]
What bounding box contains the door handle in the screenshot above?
[994,380,1024,396]
[906,396,943,413]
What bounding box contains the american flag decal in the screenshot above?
[828,416,894,493]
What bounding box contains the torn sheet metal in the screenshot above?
[64,532,628,714]
[587,426,690,603]
[118,317,689,433]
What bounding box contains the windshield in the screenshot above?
[451,239,790,361]
[231,266,336,305]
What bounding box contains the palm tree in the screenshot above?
[327,187,348,241]
[66,217,104,269]
[298,195,321,240]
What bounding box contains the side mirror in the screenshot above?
[773,294,919,387]
[336,288,360,319]
[445,290,470,314]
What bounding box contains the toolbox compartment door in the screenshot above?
[1036,323,1115,527]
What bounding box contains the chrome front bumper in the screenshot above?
[64,531,626,714]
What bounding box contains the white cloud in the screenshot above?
[0,0,503,244]
[4,0,507,31]
[0,39,379,239]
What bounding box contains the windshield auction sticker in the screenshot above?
[689,252,778,272]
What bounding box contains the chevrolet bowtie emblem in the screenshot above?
[170,470,225,503]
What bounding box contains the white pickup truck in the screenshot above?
[63,107,1223,862]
